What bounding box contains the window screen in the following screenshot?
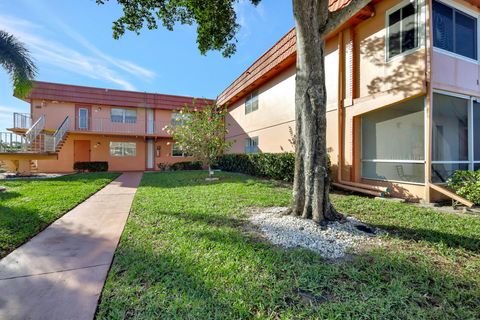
[361,97,425,183]
[432,93,469,162]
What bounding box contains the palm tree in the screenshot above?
[0,30,37,98]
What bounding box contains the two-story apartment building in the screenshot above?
[1,81,213,173]
[2,0,480,204]
[218,0,480,203]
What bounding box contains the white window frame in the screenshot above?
[385,0,425,62]
[432,0,480,64]
[245,91,259,115]
[109,142,137,157]
[245,136,259,154]
[111,108,137,124]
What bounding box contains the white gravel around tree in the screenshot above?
[249,207,383,259]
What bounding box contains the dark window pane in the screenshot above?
[402,3,417,52]
[432,163,469,183]
[455,11,477,59]
[475,102,480,161]
[433,0,454,52]
[389,9,401,59]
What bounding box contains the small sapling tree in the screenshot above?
[165,103,233,179]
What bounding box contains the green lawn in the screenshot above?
[0,173,119,258]
[97,171,480,319]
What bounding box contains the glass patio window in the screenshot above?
[433,0,477,60]
[432,93,469,182]
[245,137,259,154]
[361,97,425,183]
[245,91,259,114]
[111,108,137,123]
[109,142,136,157]
[387,0,418,60]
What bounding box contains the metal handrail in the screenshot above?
[52,116,70,152]
[25,115,45,145]
[74,117,171,135]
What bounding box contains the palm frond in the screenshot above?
[0,30,37,98]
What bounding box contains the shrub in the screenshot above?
[170,161,203,171]
[74,161,109,172]
[447,170,480,205]
[216,153,295,182]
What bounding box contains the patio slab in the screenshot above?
[0,172,143,320]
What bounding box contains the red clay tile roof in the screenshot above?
[217,0,370,107]
[217,28,297,106]
[26,81,214,110]
[329,0,353,12]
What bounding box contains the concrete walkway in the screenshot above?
[0,172,143,320]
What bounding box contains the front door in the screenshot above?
[74,140,91,162]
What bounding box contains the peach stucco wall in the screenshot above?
[355,0,426,100]
[36,134,147,172]
[431,0,480,96]
[36,134,195,173]
[225,65,296,153]
[224,0,430,201]
[31,99,175,134]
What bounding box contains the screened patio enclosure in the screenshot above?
[360,92,480,185]
[432,91,480,182]
[361,97,425,184]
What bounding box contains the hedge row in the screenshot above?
[216,153,295,182]
[447,170,480,205]
[73,161,109,172]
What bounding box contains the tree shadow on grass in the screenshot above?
[364,223,480,254]
[97,212,480,319]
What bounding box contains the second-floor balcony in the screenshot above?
[72,118,172,136]
[11,113,178,137]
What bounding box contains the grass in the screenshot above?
[0,172,119,258]
[97,171,480,319]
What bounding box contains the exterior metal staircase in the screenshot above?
[0,114,70,156]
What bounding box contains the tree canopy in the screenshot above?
[96,0,260,57]
[0,30,37,98]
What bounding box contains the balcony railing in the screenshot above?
[0,132,27,152]
[13,113,32,129]
[74,118,173,135]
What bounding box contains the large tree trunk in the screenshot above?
[291,0,342,223]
